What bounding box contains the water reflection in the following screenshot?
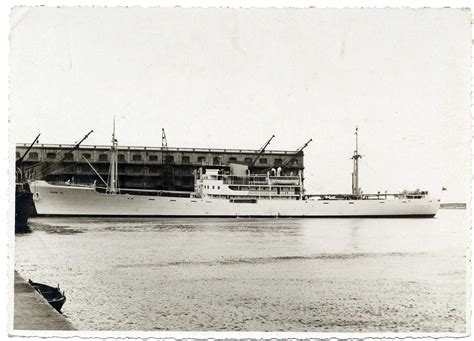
[349,224,361,252]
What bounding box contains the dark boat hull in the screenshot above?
[28,280,66,312]
[15,189,33,233]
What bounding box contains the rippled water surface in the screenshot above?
[15,210,469,332]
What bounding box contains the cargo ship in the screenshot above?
[29,125,439,218]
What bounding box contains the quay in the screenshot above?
[13,271,75,330]
[440,202,467,209]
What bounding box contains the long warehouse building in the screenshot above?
[16,143,305,192]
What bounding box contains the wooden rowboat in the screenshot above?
[28,279,66,312]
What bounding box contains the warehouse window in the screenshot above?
[28,152,38,160]
[274,158,283,166]
[244,157,253,164]
[82,153,91,160]
[99,154,108,161]
[132,154,142,161]
[229,157,238,163]
[16,152,20,158]
[165,155,174,163]
[259,158,268,164]
[197,156,206,164]
[149,155,158,162]
[76,165,87,173]
[64,153,73,160]
[46,152,56,160]
[213,157,221,165]
[118,154,125,162]
[182,156,190,164]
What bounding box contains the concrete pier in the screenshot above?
[13,271,75,330]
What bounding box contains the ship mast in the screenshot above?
[351,126,362,197]
[108,117,119,194]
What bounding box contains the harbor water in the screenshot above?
[15,210,469,332]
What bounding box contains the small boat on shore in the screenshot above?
[28,279,66,312]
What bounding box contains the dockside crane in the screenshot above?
[16,133,41,183]
[161,128,174,190]
[16,133,41,166]
[280,138,312,169]
[28,130,94,180]
[161,128,170,163]
[250,134,275,168]
[70,130,94,153]
[55,129,94,165]
[162,128,168,149]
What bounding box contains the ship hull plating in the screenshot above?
[31,181,440,218]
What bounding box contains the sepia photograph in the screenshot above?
[7,2,472,339]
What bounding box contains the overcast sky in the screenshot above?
[9,7,471,201]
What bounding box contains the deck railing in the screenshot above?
[221,175,300,185]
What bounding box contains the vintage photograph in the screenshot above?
[9,5,471,338]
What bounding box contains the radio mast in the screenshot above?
[351,126,362,197]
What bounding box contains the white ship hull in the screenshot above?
[30,180,440,218]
